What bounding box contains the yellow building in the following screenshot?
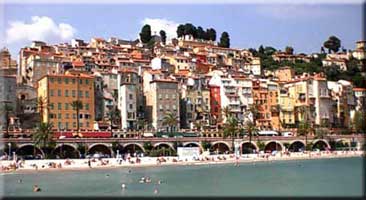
[37,72,95,130]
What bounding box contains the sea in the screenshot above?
[1,157,364,197]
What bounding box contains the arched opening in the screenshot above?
[87,144,112,158]
[312,140,330,151]
[16,145,44,159]
[183,142,202,152]
[288,141,305,152]
[153,143,175,156]
[53,144,80,159]
[241,142,258,154]
[264,141,283,153]
[210,142,230,154]
[123,144,145,156]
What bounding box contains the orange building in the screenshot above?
[37,72,95,131]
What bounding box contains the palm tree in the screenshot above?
[71,100,83,135]
[162,112,178,133]
[108,106,120,133]
[37,96,48,122]
[32,122,54,158]
[137,118,147,138]
[244,120,259,144]
[222,116,239,153]
[222,106,231,122]
[1,104,13,138]
[248,105,259,126]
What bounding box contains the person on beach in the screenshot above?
[88,159,91,168]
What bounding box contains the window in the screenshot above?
[65,78,69,84]
[72,90,76,97]
[159,94,162,99]
[172,94,176,99]
[66,113,69,119]
[79,122,83,127]
[58,103,62,110]
[85,79,89,85]
[72,79,75,84]
[50,78,54,83]
[79,79,83,84]
[129,104,133,109]
[65,90,69,97]
[159,105,163,110]
[73,122,76,128]
[166,105,170,110]
[50,103,54,110]
[165,94,169,99]
[85,103,89,110]
[58,89,62,97]
[73,114,76,119]
[85,91,89,98]
[58,113,62,119]
[86,122,90,127]
[65,103,69,110]
[50,90,54,96]
[65,122,69,129]
[57,78,62,84]
[129,94,133,100]
[58,122,62,129]
[173,105,176,110]
[79,91,83,98]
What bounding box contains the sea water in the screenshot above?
[1,157,364,197]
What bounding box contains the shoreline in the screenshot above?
[1,150,364,174]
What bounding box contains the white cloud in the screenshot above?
[141,18,179,40]
[6,16,76,44]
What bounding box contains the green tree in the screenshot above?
[71,100,83,134]
[183,23,196,37]
[222,106,231,120]
[143,141,153,155]
[37,96,48,122]
[323,35,341,53]
[108,106,120,132]
[222,116,240,152]
[285,46,294,55]
[244,120,259,144]
[32,122,55,158]
[206,28,216,41]
[201,141,211,151]
[258,45,265,54]
[353,111,366,134]
[159,30,167,45]
[196,26,205,40]
[139,24,152,43]
[162,112,178,133]
[0,104,13,138]
[218,32,230,48]
[177,24,185,38]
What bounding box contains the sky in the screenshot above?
[1,1,364,57]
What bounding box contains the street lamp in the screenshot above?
[8,143,11,160]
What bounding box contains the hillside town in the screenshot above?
[0,25,366,139]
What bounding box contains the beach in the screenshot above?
[1,150,364,174]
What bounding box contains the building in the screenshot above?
[274,67,295,82]
[0,75,17,130]
[0,48,17,76]
[117,69,140,130]
[144,79,180,132]
[37,72,95,131]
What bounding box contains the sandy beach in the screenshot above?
[1,150,364,174]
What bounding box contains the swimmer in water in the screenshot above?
[33,185,41,192]
[105,174,110,178]
[128,170,131,173]
[154,188,159,194]
[18,179,22,183]
[121,183,126,189]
